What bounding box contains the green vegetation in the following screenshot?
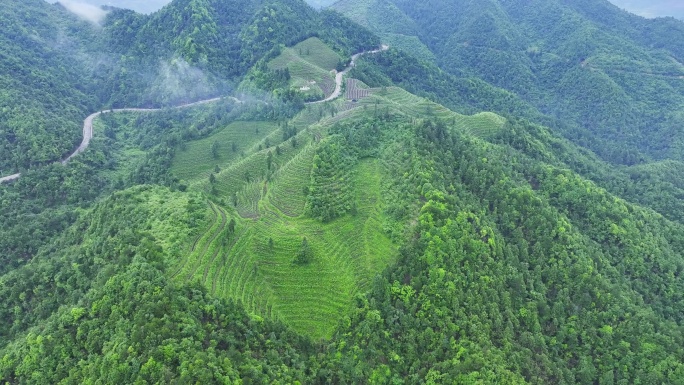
[0,0,379,174]
[167,108,399,339]
[267,37,342,100]
[269,143,317,217]
[7,0,684,383]
[271,37,343,71]
[317,85,508,140]
[294,237,313,264]
[0,186,317,384]
[331,0,436,61]
[171,121,279,182]
[319,114,684,384]
[227,163,395,339]
[0,0,97,173]
[336,0,684,166]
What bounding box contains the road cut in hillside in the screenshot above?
[0,44,389,184]
[307,44,389,104]
[0,97,227,183]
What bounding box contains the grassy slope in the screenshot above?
[169,74,505,338]
[171,121,279,183]
[268,37,342,99]
[85,52,505,340]
[326,85,507,139]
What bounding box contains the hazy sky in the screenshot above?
[56,0,171,14]
[57,0,329,14]
[54,0,684,19]
[609,0,684,19]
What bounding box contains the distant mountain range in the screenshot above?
[6,0,684,383]
[62,0,330,13]
[50,0,684,19]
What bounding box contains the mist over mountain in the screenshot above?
[5,0,684,383]
[53,0,172,14]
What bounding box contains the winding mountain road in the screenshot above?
[0,173,19,184]
[0,45,388,184]
[1,97,227,183]
[62,97,225,165]
[307,45,389,104]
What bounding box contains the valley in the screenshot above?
[3,0,684,383]
[0,43,386,184]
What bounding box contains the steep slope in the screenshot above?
[101,0,378,107]
[77,0,342,13]
[5,0,684,383]
[6,83,684,382]
[0,186,316,383]
[330,0,435,61]
[334,0,684,166]
[0,0,378,175]
[165,35,505,337]
[324,114,684,384]
[0,0,100,173]
[342,1,684,226]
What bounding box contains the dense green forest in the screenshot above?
[4,0,684,383]
[333,0,684,166]
[0,0,377,174]
[0,0,96,173]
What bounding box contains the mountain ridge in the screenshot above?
[3,0,684,383]
[68,0,684,20]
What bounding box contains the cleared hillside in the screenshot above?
[5,1,684,383]
[168,67,506,337]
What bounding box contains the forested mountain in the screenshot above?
[69,0,684,19]
[0,0,99,174]
[3,0,684,383]
[76,0,338,13]
[0,0,377,173]
[70,0,172,14]
[333,0,684,166]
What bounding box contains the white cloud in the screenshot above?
[149,58,214,104]
[58,0,108,25]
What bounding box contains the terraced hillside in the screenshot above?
[206,155,395,338]
[322,85,507,139]
[171,201,229,283]
[171,121,280,183]
[167,80,510,338]
[79,46,506,339]
[268,37,342,99]
[269,144,317,217]
[9,1,684,382]
[345,78,374,100]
